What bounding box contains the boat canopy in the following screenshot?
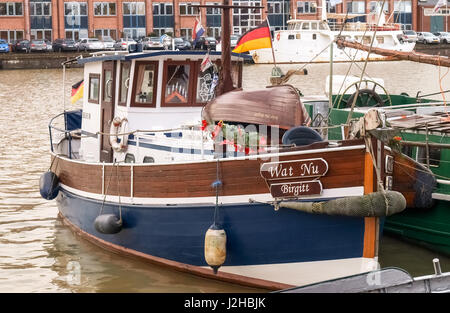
[202,85,311,129]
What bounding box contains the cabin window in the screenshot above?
[88,74,100,103]
[163,61,191,106]
[312,34,317,40]
[302,23,310,30]
[143,156,155,163]
[295,23,301,30]
[288,34,295,40]
[311,22,318,30]
[376,36,384,44]
[296,33,301,39]
[124,153,135,163]
[196,64,217,103]
[131,61,158,107]
[103,68,113,102]
[417,147,441,167]
[119,61,130,105]
[401,145,413,158]
[319,22,327,30]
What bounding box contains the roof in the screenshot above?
[77,50,252,64]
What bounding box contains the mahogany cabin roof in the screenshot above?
[389,112,450,134]
[77,50,252,65]
[202,85,312,129]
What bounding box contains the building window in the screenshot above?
[232,0,262,35]
[0,30,24,42]
[30,2,51,16]
[207,27,221,38]
[94,29,117,39]
[30,29,52,40]
[206,3,220,14]
[346,1,365,13]
[0,2,23,16]
[131,62,158,107]
[179,2,199,15]
[369,1,389,13]
[94,2,116,16]
[123,2,145,15]
[153,3,173,15]
[180,28,193,40]
[88,74,100,104]
[65,2,87,16]
[297,1,317,14]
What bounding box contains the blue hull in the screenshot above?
[57,189,369,267]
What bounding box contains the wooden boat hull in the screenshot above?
[56,187,380,289]
[50,142,393,288]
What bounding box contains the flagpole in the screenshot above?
[265,17,277,67]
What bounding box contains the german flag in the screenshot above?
[232,20,272,54]
[71,80,84,104]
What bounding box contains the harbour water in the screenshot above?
[0,61,449,293]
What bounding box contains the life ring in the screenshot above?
[109,117,129,152]
[276,33,280,41]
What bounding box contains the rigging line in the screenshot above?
[394,159,450,182]
[116,162,123,222]
[345,0,387,125]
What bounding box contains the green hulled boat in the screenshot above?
[303,77,450,255]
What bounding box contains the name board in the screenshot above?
[260,158,328,180]
[260,158,328,199]
[270,181,323,198]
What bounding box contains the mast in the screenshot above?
[335,38,450,68]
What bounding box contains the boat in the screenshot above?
[277,258,450,293]
[302,74,450,256]
[38,4,432,291]
[250,2,415,64]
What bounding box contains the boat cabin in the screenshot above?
[74,50,250,164]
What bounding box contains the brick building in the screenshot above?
[0,0,448,42]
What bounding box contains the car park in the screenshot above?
[78,38,105,51]
[45,40,53,52]
[417,32,440,44]
[398,30,417,43]
[53,38,78,52]
[433,32,450,44]
[230,34,239,48]
[101,36,115,50]
[14,40,31,53]
[172,37,191,50]
[142,37,164,50]
[193,37,217,50]
[30,40,48,52]
[0,39,9,53]
[113,38,137,50]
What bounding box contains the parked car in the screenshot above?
[45,40,53,52]
[0,39,9,53]
[30,40,48,52]
[230,34,240,48]
[417,32,440,44]
[101,36,115,50]
[142,37,164,50]
[14,40,31,53]
[193,37,217,50]
[172,37,191,50]
[398,30,417,43]
[52,38,78,52]
[113,38,137,51]
[433,32,450,44]
[78,38,105,51]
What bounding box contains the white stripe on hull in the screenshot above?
[59,184,364,205]
[213,257,380,287]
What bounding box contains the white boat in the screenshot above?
[251,8,415,64]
